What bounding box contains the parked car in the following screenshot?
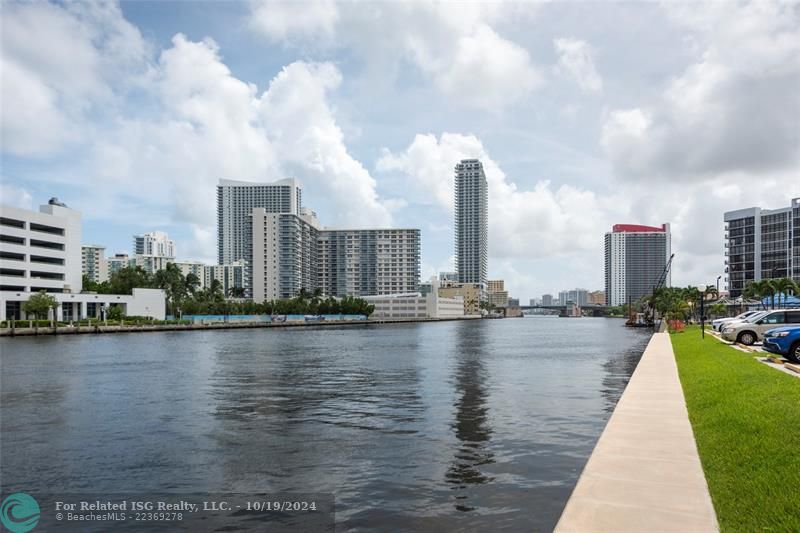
[762,326,800,363]
[721,309,800,345]
[712,310,762,332]
[713,310,768,333]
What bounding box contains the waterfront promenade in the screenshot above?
[555,332,718,532]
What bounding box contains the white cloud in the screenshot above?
[257,61,392,227]
[420,24,543,110]
[0,184,34,210]
[86,38,393,236]
[554,38,603,93]
[249,0,338,43]
[2,3,393,258]
[378,133,617,260]
[0,1,150,157]
[602,1,800,181]
[248,1,543,110]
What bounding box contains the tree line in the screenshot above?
[631,277,799,322]
[741,277,799,309]
[83,264,375,317]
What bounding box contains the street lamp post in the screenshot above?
[698,284,707,339]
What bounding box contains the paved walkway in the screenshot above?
[555,332,718,532]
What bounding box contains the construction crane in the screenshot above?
[649,253,675,331]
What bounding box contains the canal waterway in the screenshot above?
[0,317,650,531]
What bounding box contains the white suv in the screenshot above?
[721,309,800,345]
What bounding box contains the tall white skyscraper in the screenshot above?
[217,178,301,297]
[133,231,176,258]
[604,224,672,306]
[455,159,488,286]
[216,178,301,266]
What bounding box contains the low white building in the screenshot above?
[0,288,166,321]
[364,278,466,319]
[1,199,165,321]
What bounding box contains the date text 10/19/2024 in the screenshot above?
[54,500,320,513]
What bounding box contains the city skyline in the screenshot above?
[2,1,799,302]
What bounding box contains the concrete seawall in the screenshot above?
[555,332,718,532]
[0,316,480,337]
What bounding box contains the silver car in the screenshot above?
[712,310,761,332]
[721,309,800,345]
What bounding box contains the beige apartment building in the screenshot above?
[487,279,509,308]
[588,290,606,305]
[439,281,482,315]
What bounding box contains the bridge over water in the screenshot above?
[520,305,614,317]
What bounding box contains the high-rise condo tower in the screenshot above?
[454,159,488,286]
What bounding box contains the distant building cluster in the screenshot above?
[221,179,421,301]
[558,288,588,307]
[80,239,247,297]
[0,158,504,321]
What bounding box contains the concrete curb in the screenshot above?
[554,332,719,532]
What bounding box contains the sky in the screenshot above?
[1,0,798,302]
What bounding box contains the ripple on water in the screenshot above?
[0,317,650,532]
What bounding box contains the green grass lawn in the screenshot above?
[671,327,800,532]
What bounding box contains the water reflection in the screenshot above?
[600,339,647,413]
[0,319,650,532]
[446,321,494,511]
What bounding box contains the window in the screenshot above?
[761,312,784,325]
[30,271,64,280]
[0,217,25,229]
[29,255,64,265]
[0,251,24,261]
[786,311,800,324]
[29,222,64,236]
[0,234,24,245]
[29,239,64,250]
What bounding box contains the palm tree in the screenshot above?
[744,280,775,310]
[666,300,690,321]
[185,273,200,295]
[209,279,224,300]
[771,277,795,308]
[705,285,719,301]
[682,286,700,321]
[762,279,777,309]
[227,286,246,298]
[709,302,726,319]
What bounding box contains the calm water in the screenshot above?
[0,317,649,532]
